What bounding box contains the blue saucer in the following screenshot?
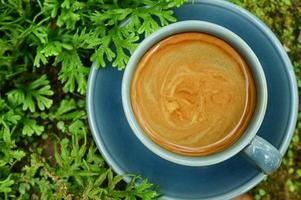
[87,1,298,199]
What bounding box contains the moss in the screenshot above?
[231,0,301,199]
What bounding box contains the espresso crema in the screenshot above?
[131,32,256,156]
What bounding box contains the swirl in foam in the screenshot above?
[131,32,256,156]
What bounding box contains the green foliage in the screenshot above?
[22,118,44,136]
[0,0,186,199]
[230,0,301,199]
[1,0,300,199]
[7,75,54,112]
[0,175,14,199]
[55,50,89,94]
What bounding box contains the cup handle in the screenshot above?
[242,135,282,174]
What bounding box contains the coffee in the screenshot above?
[131,32,256,156]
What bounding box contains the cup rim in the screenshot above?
[121,20,268,166]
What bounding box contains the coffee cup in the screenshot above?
[122,20,282,174]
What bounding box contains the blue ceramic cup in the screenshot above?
[122,20,282,174]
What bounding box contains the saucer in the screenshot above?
[87,0,298,199]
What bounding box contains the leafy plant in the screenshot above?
[0,0,185,199]
[1,0,300,199]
